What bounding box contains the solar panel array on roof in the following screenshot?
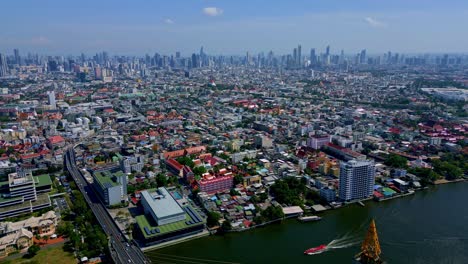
[103,182,113,189]
[184,207,202,224]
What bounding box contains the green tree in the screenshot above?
[270,177,306,206]
[156,174,167,187]
[206,211,221,227]
[233,175,243,185]
[193,166,207,177]
[253,215,266,225]
[27,244,40,257]
[261,205,284,221]
[220,220,232,232]
[384,154,408,168]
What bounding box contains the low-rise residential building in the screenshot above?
[0,228,33,257]
[0,210,57,237]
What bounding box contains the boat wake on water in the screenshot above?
[327,235,361,249]
[304,234,361,255]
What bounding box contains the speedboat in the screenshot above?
[304,244,327,255]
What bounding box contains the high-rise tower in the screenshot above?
[0,54,7,77]
[339,159,375,201]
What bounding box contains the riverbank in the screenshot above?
[150,182,468,264]
[141,230,210,252]
[434,178,466,185]
[146,180,465,251]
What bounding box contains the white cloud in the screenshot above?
[31,36,51,45]
[163,18,174,24]
[364,17,386,28]
[203,7,223,17]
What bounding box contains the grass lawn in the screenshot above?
[7,246,76,264]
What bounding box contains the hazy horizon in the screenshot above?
[1,0,468,55]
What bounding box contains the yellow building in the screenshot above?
[243,175,261,188]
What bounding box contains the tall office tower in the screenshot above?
[359,49,367,64]
[339,160,375,201]
[310,48,317,66]
[102,51,109,63]
[325,45,330,56]
[297,45,302,67]
[47,91,56,110]
[175,51,181,59]
[0,54,8,77]
[339,50,345,65]
[267,50,274,66]
[191,53,198,68]
[441,54,449,66]
[293,48,297,66]
[13,49,20,65]
[94,66,102,80]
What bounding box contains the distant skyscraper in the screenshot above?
[191,53,198,68]
[47,91,56,110]
[310,48,317,66]
[297,45,302,67]
[13,49,20,65]
[360,49,367,64]
[293,48,297,67]
[94,66,102,80]
[339,159,375,201]
[0,54,8,77]
[325,45,330,56]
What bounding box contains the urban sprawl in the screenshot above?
[0,46,466,263]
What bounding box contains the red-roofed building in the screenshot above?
[47,135,65,149]
[183,165,194,182]
[165,159,184,177]
[197,174,233,194]
[185,146,206,155]
[20,153,41,162]
[163,150,185,160]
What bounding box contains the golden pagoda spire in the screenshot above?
[356,219,382,264]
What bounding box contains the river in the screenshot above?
[146,182,468,264]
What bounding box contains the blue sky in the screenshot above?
[1,0,468,55]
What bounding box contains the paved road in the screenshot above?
[65,148,149,264]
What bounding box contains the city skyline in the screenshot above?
[1,0,468,54]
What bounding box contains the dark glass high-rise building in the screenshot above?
[13,49,20,65]
[360,49,367,64]
[297,45,302,67]
[0,53,8,77]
